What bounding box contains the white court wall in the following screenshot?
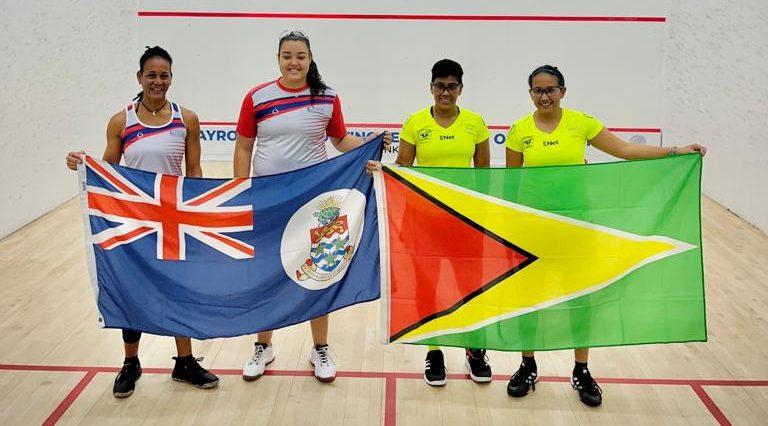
[1,1,766,238]
[136,1,667,165]
[665,1,768,232]
[0,1,137,239]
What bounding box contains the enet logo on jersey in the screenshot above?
[521,137,533,150]
[417,130,432,142]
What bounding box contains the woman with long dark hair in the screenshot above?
[234,31,390,383]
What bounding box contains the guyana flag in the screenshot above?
[373,155,705,351]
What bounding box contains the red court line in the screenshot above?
[384,375,397,426]
[203,368,389,378]
[0,364,118,373]
[42,370,97,426]
[138,11,665,22]
[200,121,238,126]
[529,375,768,387]
[199,121,662,134]
[485,125,662,133]
[691,385,732,426]
[3,364,766,386]
[5,364,760,426]
[346,123,402,129]
[603,127,662,133]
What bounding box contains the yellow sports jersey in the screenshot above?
[506,108,604,166]
[400,107,490,167]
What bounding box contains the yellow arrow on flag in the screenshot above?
[386,166,696,343]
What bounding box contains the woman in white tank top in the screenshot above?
[65,46,218,397]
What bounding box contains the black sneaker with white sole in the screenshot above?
[424,349,447,386]
[506,359,538,397]
[572,367,602,407]
[113,361,142,398]
[465,349,492,383]
[171,356,219,389]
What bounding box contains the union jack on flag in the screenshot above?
[76,137,385,339]
[83,156,254,260]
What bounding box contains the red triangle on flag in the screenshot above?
[383,171,536,342]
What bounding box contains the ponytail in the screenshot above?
[306,60,327,99]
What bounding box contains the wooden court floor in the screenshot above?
[1,166,767,425]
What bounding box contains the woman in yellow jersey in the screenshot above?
[396,59,492,387]
[505,65,707,406]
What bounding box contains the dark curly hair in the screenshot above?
[133,46,173,101]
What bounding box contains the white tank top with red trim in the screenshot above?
[121,102,187,176]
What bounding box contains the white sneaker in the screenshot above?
[243,343,275,381]
[310,345,336,382]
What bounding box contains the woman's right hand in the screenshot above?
[676,143,708,157]
[66,151,85,171]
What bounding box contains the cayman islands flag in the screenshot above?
[77,138,383,339]
[375,155,705,351]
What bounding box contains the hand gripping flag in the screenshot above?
[78,138,383,339]
[374,155,705,351]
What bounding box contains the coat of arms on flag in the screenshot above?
[280,189,367,291]
[77,138,383,339]
[297,195,356,281]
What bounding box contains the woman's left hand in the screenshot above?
[381,131,392,148]
[366,131,392,149]
[677,144,708,156]
[365,160,382,176]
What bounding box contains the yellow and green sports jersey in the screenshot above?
[400,107,490,167]
[506,108,604,167]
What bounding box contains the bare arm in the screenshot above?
[590,128,707,159]
[395,139,416,166]
[329,134,364,153]
[181,107,202,177]
[67,111,125,170]
[233,133,255,178]
[506,148,523,167]
[102,111,125,164]
[473,139,490,167]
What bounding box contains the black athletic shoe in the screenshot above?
[113,362,142,398]
[506,359,538,397]
[424,350,447,386]
[572,367,602,407]
[465,349,492,383]
[172,356,219,389]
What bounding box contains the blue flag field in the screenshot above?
[78,139,383,339]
